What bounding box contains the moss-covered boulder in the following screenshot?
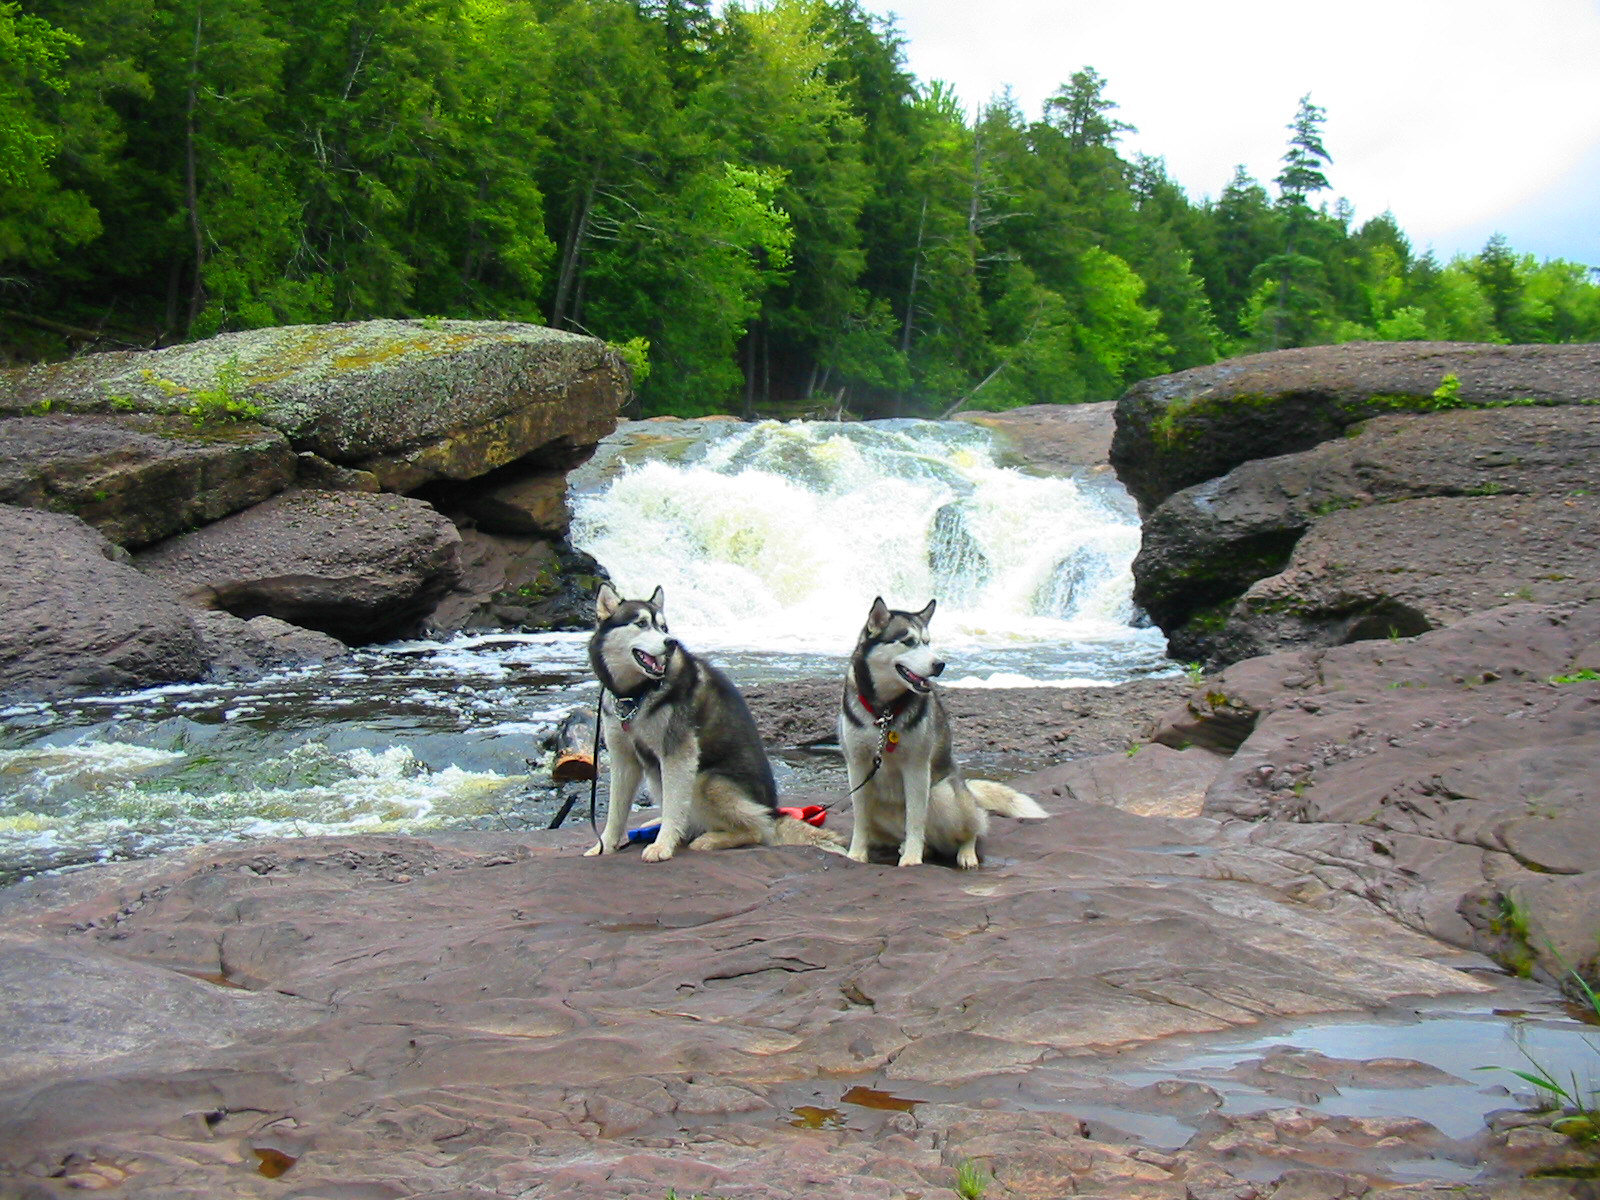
[0,319,629,493]
[1111,341,1600,514]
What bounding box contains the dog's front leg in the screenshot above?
[643,745,697,863]
[899,759,932,867]
[586,716,640,856]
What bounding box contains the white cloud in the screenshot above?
[867,0,1600,263]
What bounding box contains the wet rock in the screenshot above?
[426,527,605,633]
[956,400,1119,474]
[1222,1048,1464,1103]
[189,610,349,678]
[0,505,206,700]
[135,489,462,644]
[1111,341,1600,514]
[0,413,296,549]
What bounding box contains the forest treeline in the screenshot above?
[4,0,1598,416]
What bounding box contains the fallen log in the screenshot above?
[551,706,598,783]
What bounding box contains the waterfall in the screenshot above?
[570,419,1166,682]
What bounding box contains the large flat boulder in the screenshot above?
[0,803,1497,1198]
[0,319,629,492]
[1133,406,1600,663]
[136,489,462,644]
[0,506,207,700]
[1111,341,1600,514]
[1152,599,1600,991]
[0,413,296,549]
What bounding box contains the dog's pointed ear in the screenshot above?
[595,583,621,621]
[866,596,890,635]
[916,598,937,625]
[648,585,665,613]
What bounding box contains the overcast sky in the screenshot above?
[861,0,1600,268]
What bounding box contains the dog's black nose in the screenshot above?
[930,659,946,677]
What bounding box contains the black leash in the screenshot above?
[842,698,904,800]
[586,687,604,841]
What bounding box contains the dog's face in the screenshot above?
[859,597,945,697]
[594,583,675,687]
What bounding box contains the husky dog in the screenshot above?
[841,597,1048,868]
[586,583,837,862]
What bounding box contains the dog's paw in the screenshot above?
[583,841,605,857]
[847,846,870,864]
[640,841,675,864]
[956,846,980,870]
[897,851,924,868]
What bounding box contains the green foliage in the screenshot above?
[0,2,100,267]
[955,1159,989,1200]
[1476,954,1600,1140]
[1550,669,1600,684]
[3,4,1599,412]
[140,358,263,426]
[609,336,652,386]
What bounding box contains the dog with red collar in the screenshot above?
[839,597,1047,868]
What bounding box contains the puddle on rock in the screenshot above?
[840,1085,921,1112]
[1040,977,1600,1183]
[253,1147,297,1178]
[789,1105,846,1130]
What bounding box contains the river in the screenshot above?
[0,418,1171,879]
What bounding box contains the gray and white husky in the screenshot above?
[586,583,838,862]
[840,597,1048,868]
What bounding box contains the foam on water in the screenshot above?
[571,419,1164,674]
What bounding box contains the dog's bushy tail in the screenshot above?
[774,814,849,853]
[968,780,1049,820]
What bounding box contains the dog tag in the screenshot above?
[885,730,899,752]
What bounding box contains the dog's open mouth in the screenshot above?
[896,662,933,693]
[633,648,668,678]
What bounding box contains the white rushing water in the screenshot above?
[0,416,1170,876]
[570,419,1168,683]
